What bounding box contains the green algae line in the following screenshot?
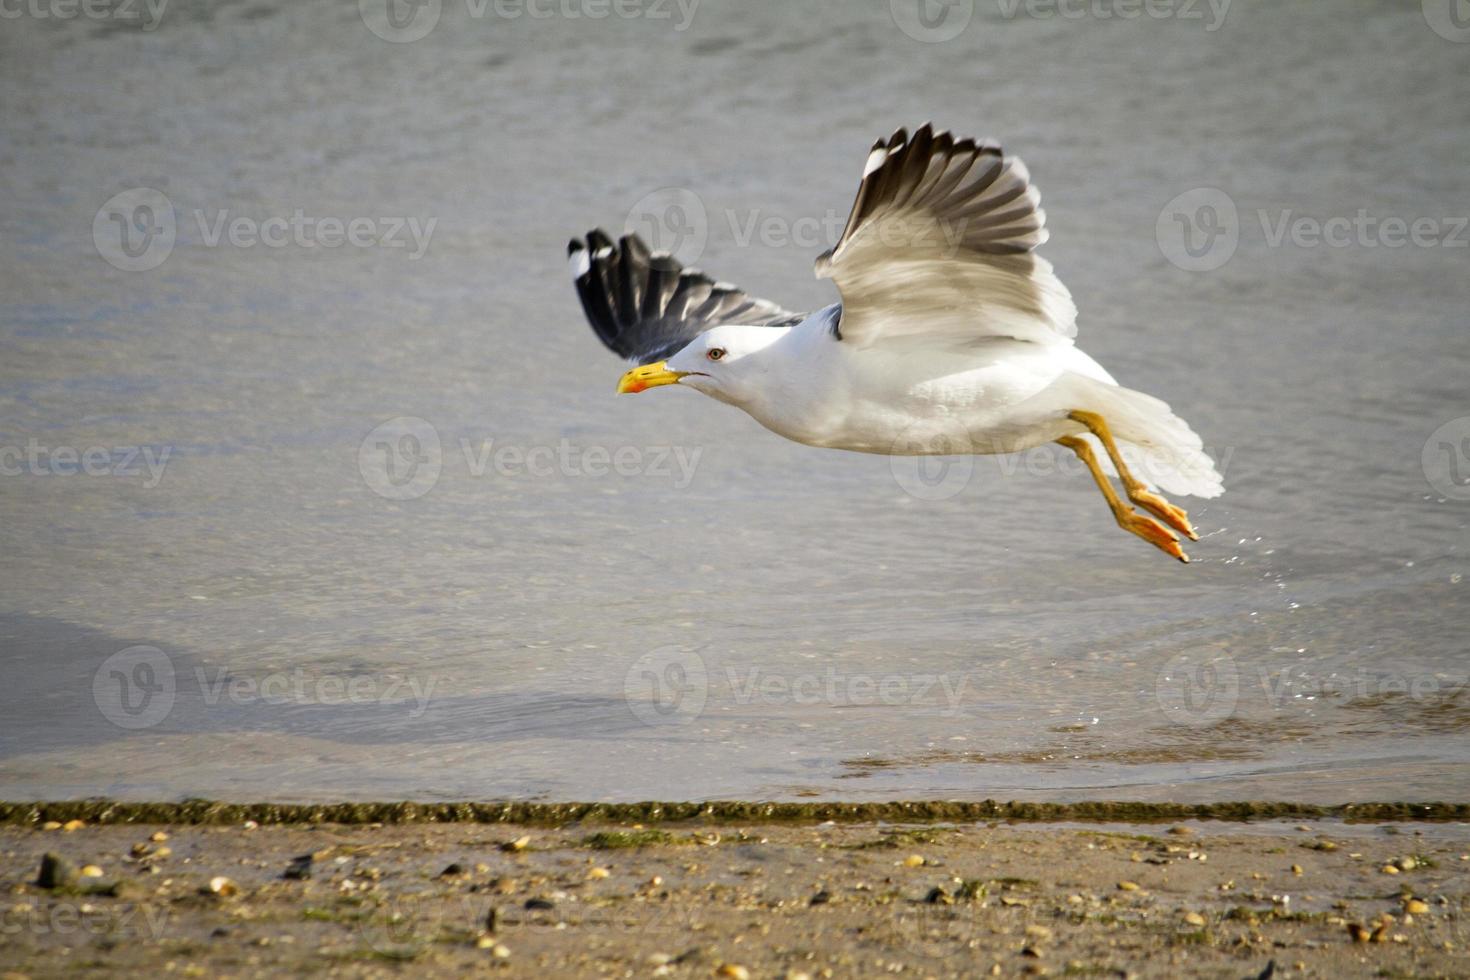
[1,800,1466,827]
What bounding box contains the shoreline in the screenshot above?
[3,800,1468,828]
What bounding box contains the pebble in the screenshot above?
[492,943,510,959]
[924,886,952,905]
[41,821,62,831]
[502,836,531,852]
[150,831,169,843]
[902,855,925,867]
[475,935,496,949]
[588,867,611,879]
[205,876,238,897]
[1117,881,1141,892]
[716,965,750,980]
[1381,865,1400,875]
[35,853,78,890]
[1397,857,1417,871]
[1025,924,1053,941]
[1405,899,1429,915]
[1168,826,1193,836]
[80,865,104,878]
[1183,912,1206,927]
[784,972,813,980]
[62,820,85,832]
[1290,864,1303,876]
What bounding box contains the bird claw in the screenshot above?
[1120,511,1189,563]
[1131,489,1198,541]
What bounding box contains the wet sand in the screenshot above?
[2,809,1467,978]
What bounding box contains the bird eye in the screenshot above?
[706,348,726,361]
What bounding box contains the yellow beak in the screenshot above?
[617,361,687,394]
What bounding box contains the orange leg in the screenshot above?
[1057,435,1188,563]
[1067,410,1198,541]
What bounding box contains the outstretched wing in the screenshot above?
[816,124,1078,349]
[569,230,805,363]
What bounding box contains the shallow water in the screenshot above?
[1,0,1467,804]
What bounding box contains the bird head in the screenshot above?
[617,325,783,407]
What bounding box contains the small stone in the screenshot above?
[1117,881,1141,892]
[283,855,313,880]
[242,820,258,831]
[524,897,555,910]
[36,853,78,890]
[1348,923,1370,943]
[1397,857,1417,871]
[150,831,169,843]
[1167,826,1193,836]
[809,889,831,906]
[1405,899,1429,915]
[1183,911,1206,927]
[501,836,531,852]
[440,863,466,877]
[80,865,104,878]
[588,867,611,879]
[1381,865,1399,875]
[784,972,813,980]
[716,966,750,980]
[648,953,673,966]
[902,854,925,868]
[475,935,496,949]
[62,820,85,832]
[924,886,952,905]
[491,943,510,959]
[1025,924,1053,941]
[1290,864,1303,875]
[205,876,238,897]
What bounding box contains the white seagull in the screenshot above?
[569,124,1222,561]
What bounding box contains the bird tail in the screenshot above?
[1068,375,1224,499]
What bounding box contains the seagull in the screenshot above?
[569,124,1222,561]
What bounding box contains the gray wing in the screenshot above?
[815,123,1078,349]
[569,230,805,363]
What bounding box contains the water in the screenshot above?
[1,0,1467,804]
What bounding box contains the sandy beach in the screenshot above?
[2,806,1467,978]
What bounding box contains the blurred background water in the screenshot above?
[0,0,1467,803]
